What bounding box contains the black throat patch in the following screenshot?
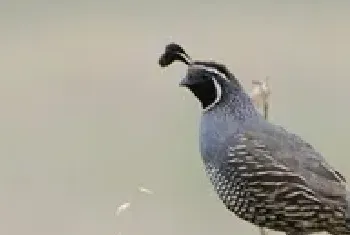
[187,79,217,109]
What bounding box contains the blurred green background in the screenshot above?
[0,1,350,235]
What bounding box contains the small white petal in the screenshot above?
[138,186,154,195]
[116,202,131,216]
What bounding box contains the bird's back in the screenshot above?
[246,120,347,202]
[200,113,349,234]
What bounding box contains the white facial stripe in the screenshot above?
[177,52,192,64]
[192,64,228,80]
[190,64,226,112]
[202,76,222,112]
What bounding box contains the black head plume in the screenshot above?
[158,43,192,67]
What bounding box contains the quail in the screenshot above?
[158,43,350,235]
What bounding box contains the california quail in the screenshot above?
[158,43,350,235]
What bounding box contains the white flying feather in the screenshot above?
[138,186,154,195]
[116,202,131,216]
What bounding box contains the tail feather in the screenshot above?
[324,191,350,234]
[346,191,350,231]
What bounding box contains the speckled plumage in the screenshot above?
[159,43,350,235]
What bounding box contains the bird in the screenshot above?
[158,43,350,235]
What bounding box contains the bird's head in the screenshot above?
[159,43,245,112]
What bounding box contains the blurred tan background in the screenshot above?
[0,1,350,235]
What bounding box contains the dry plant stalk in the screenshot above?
[251,77,271,119]
[250,77,271,235]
